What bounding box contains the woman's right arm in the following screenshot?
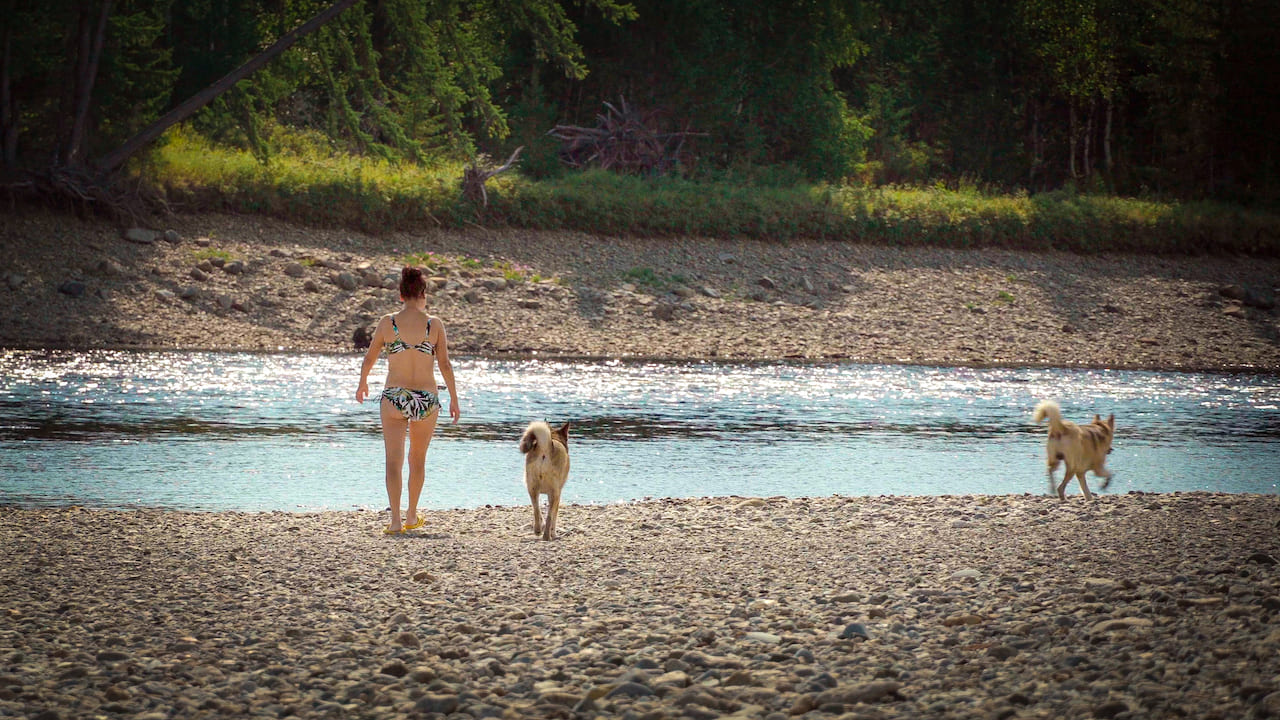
[355,317,389,402]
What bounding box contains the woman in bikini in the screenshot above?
[356,266,461,534]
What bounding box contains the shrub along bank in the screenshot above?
[150,130,1280,256]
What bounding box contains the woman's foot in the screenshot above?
[403,515,425,531]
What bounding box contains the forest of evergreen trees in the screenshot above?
[3,0,1277,204]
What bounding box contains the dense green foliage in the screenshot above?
[3,0,1277,251]
[155,129,1280,255]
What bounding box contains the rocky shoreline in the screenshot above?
[2,209,1279,371]
[3,494,1279,720]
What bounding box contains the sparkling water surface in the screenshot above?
[1,350,1277,511]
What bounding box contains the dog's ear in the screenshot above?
[1106,413,1115,430]
[555,421,570,444]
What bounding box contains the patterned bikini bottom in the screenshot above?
[381,387,441,421]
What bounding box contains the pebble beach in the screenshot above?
[4,493,1280,720]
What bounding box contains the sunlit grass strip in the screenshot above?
[151,128,465,231]
[148,131,1280,255]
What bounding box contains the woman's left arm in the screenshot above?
[435,320,461,424]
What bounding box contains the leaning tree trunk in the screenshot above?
[62,0,112,168]
[93,0,359,175]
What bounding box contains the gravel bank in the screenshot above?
[2,209,1279,370]
[3,493,1280,720]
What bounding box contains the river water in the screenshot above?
[1,350,1277,511]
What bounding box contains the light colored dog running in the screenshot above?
[1033,400,1115,500]
[519,421,570,540]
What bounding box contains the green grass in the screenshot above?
[193,248,234,263]
[144,126,1280,256]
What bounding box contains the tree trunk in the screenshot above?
[93,0,359,175]
[1083,103,1093,180]
[1104,98,1113,175]
[1,11,15,170]
[62,1,112,168]
[1068,104,1077,179]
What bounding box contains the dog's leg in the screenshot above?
[528,487,543,536]
[543,486,561,541]
[1055,471,1071,500]
[1077,472,1094,500]
[1096,466,1113,490]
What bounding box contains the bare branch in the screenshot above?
[462,146,523,207]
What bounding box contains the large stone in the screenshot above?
[815,681,902,705]
[374,661,406,680]
[283,262,305,278]
[1090,617,1154,633]
[605,682,653,698]
[653,303,677,321]
[57,280,86,298]
[124,228,156,244]
[1260,691,1280,717]
[415,694,459,714]
[335,272,359,291]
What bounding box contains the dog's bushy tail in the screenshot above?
[519,421,551,456]
[1033,400,1065,432]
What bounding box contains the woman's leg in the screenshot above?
[381,399,409,531]
[404,410,439,526]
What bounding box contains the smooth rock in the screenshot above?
[335,272,359,291]
[839,623,869,640]
[380,660,409,677]
[815,681,902,704]
[124,228,156,244]
[57,281,85,297]
[1090,617,1154,633]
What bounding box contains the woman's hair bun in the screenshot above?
[399,265,427,298]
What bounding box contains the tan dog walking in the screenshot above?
[519,421,570,540]
[1033,400,1115,500]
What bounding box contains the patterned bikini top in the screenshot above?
[387,315,435,355]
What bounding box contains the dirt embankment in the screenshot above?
[2,209,1278,371]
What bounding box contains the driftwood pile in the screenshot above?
[548,98,702,175]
